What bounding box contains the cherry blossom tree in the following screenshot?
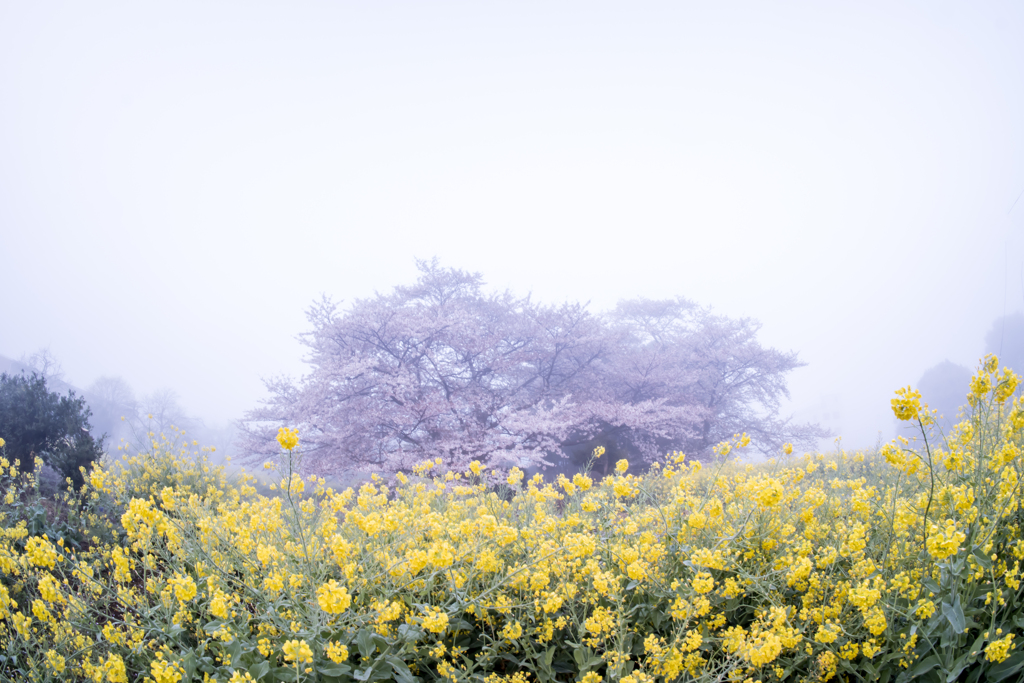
[604,298,826,457]
[240,262,823,475]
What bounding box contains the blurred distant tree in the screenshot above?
[916,360,972,428]
[241,261,823,476]
[595,298,825,471]
[985,313,1024,376]
[0,372,104,489]
[20,347,65,384]
[85,375,139,451]
[88,376,138,410]
[138,388,195,436]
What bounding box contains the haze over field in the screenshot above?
[2,2,1023,453]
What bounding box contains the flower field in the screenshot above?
[2,357,1024,683]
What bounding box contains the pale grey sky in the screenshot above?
[2,1,1023,448]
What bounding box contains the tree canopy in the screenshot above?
[0,371,104,489]
[241,261,824,476]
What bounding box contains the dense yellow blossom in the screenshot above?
[2,357,1023,682]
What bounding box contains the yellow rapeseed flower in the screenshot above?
[325,642,349,663]
[421,606,450,634]
[316,579,352,615]
[45,650,66,673]
[986,633,1016,663]
[276,427,299,451]
[891,386,922,421]
[501,620,523,640]
[283,639,314,664]
[507,467,524,486]
[151,660,184,683]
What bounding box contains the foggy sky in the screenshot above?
[2,1,1023,450]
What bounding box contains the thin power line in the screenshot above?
[1011,187,1024,214]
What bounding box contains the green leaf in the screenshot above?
[354,660,392,683]
[942,595,966,634]
[269,667,297,682]
[946,653,971,682]
[357,629,376,660]
[248,661,270,681]
[385,655,417,683]
[968,633,987,657]
[225,639,243,667]
[183,651,197,682]
[987,651,1024,682]
[317,662,352,677]
[398,623,423,643]
[971,546,993,570]
[909,654,941,679]
[368,660,394,682]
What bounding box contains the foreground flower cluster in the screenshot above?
[1,357,1023,683]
